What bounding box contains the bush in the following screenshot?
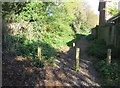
[86,34,96,41]
[75,33,85,39]
[15,39,57,68]
[87,44,107,58]
[95,60,120,85]
[87,39,119,60]
[34,59,46,68]
[87,39,107,58]
[16,39,57,59]
[94,39,106,45]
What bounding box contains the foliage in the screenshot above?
[107,2,119,16]
[67,33,86,47]
[2,31,57,68]
[2,2,26,22]
[94,39,106,45]
[62,2,98,34]
[95,60,120,85]
[2,2,98,67]
[17,2,48,22]
[87,39,107,58]
[85,9,99,30]
[86,34,96,41]
[87,38,118,60]
[34,59,46,68]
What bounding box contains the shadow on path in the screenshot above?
[2,34,101,87]
[45,35,101,86]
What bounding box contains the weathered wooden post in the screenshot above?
[75,47,80,72]
[38,47,41,61]
[106,49,112,64]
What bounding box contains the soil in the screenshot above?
[2,36,101,87]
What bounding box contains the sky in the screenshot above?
[85,0,100,15]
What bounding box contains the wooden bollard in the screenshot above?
[75,48,80,72]
[73,43,75,47]
[38,47,41,60]
[106,49,112,64]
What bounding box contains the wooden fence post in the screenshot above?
[38,47,41,61]
[76,47,80,72]
[106,49,112,64]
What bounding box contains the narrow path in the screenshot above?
[45,36,100,86]
[76,37,100,86]
[2,36,101,87]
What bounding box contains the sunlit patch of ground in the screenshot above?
[15,56,27,61]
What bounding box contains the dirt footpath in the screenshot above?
[2,37,100,87]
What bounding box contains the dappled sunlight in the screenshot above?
[2,32,101,86]
[2,1,109,86]
[80,81,89,86]
[15,56,28,61]
[2,53,46,86]
[24,67,34,74]
[49,35,101,86]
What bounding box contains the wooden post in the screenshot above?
[75,48,80,72]
[73,43,75,47]
[106,49,112,64]
[38,47,41,61]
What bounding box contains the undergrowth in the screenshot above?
[95,60,120,86]
[87,39,107,58]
